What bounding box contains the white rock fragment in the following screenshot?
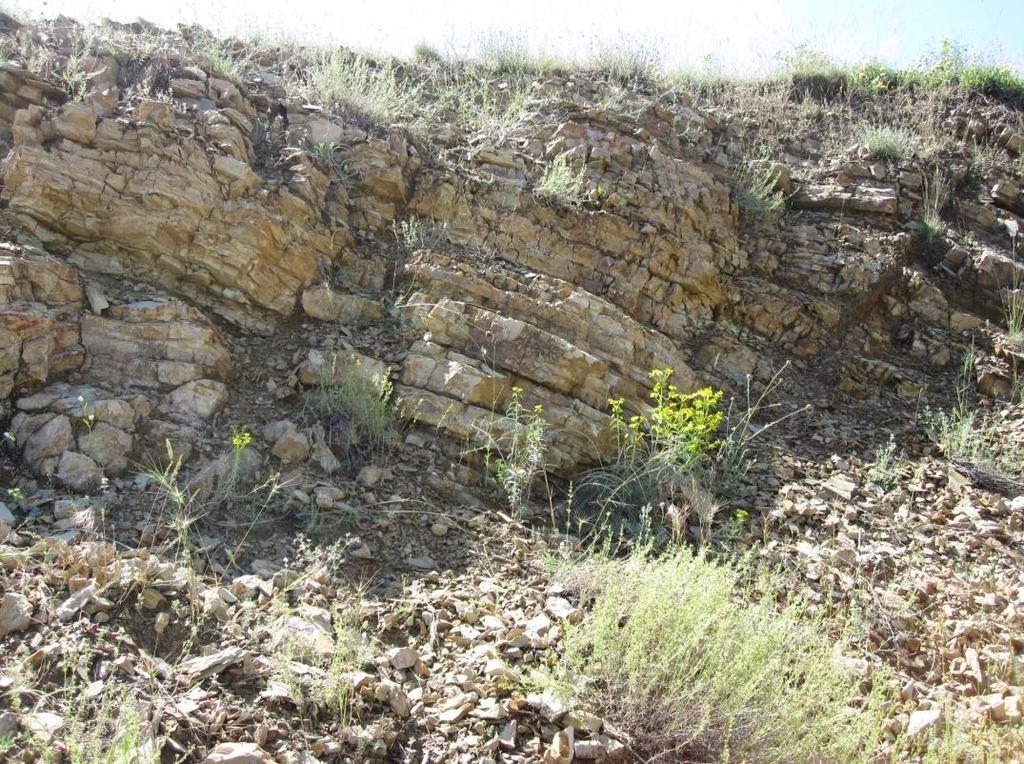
[0,593,32,636]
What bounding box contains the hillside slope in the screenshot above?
[1,13,1024,763]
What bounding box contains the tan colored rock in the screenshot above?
[301,285,385,325]
[0,251,85,398]
[0,62,67,134]
[2,108,341,331]
[77,422,133,474]
[992,179,1024,216]
[21,711,63,741]
[0,251,83,306]
[0,303,83,394]
[170,77,207,99]
[791,184,898,214]
[204,742,274,764]
[543,728,574,764]
[297,349,388,388]
[21,414,73,476]
[169,379,229,421]
[52,102,97,144]
[57,450,102,492]
[306,116,344,144]
[906,707,944,739]
[271,428,310,463]
[395,248,704,470]
[81,300,231,388]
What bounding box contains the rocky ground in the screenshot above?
[2,11,1024,763]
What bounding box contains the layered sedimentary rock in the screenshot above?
[388,106,741,469]
[2,42,1022,482]
[0,249,85,403]
[0,245,233,484]
[0,61,67,132]
[2,97,341,332]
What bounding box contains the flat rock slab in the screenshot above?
[792,184,898,214]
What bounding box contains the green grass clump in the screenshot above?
[926,349,1024,474]
[858,123,918,160]
[487,386,548,515]
[300,50,420,124]
[534,151,586,206]
[910,40,1024,104]
[1005,243,1024,347]
[312,355,400,459]
[544,549,887,763]
[430,71,529,140]
[734,160,786,225]
[479,35,534,77]
[918,173,949,243]
[63,686,158,764]
[413,41,443,64]
[573,366,798,545]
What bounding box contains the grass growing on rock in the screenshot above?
[858,123,919,160]
[534,151,586,207]
[543,549,887,763]
[298,50,420,124]
[734,159,787,225]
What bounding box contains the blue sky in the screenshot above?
[12,0,1024,74]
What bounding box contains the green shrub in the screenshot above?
[572,366,801,545]
[63,686,158,764]
[849,61,900,93]
[925,348,1023,474]
[479,35,533,77]
[911,40,1024,104]
[866,435,903,490]
[413,41,443,64]
[647,369,723,459]
[782,45,850,83]
[544,549,887,762]
[572,370,723,543]
[858,123,918,160]
[535,151,586,207]
[425,71,529,141]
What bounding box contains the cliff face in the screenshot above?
[3,29,1020,481]
[2,13,1024,763]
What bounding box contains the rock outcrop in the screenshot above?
[3,98,343,332]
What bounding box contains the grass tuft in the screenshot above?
[587,39,661,85]
[857,123,918,160]
[919,172,949,243]
[734,160,786,225]
[413,41,443,64]
[311,355,400,460]
[544,549,887,763]
[299,50,420,124]
[535,151,586,207]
